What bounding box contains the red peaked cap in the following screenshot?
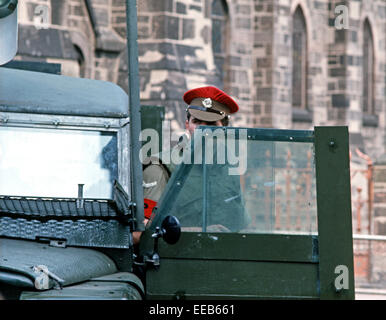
[183,86,239,114]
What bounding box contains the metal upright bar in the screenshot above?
[202,135,208,232]
[285,149,291,229]
[126,0,144,231]
[314,126,355,300]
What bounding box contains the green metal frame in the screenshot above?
[141,126,355,300]
[314,126,355,299]
[126,0,145,232]
[140,105,165,154]
[146,233,319,299]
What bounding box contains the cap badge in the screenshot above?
[202,98,213,109]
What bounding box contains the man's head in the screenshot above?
[183,86,239,135]
[185,112,229,135]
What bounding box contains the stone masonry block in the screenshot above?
[375,217,386,235]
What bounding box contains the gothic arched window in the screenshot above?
[362,19,375,115]
[50,0,67,26]
[211,0,228,81]
[74,45,86,78]
[292,6,308,110]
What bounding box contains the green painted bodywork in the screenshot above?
[0,63,355,299]
[20,281,142,300]
[0,238,117,289]
[314,126,355,299]
[141,126,355,300]
[0,0,355,299]
[0,67,128,118]
[141,105,165,154]
[19,272,143,300]
[0,239,145,299]
[144,232,320,299]
[0,0,143,300]
[142,233,319,299]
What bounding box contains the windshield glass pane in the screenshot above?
[0,126,117,198]
[150,128,317,235]
[236,139,317,234]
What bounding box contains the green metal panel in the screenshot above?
[314,126,355,299]
[143,232,319,299]
[0,239,117,290]
[149,232,318,263]
[90,272,144,295]
[146,259,319,300]
[0,271,34,288]
[18,272,144,300]
[140,105,165,153]
[242,127,314,142]
[19,280,142,300]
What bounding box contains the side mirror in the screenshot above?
[140,216,181,270]
[153,215,181,245]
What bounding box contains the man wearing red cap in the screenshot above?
[134,86,243,243]
[183,86,239,135]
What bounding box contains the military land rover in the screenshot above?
[0,0,355,300]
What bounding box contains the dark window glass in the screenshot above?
[363,19,375,115]
[211,0,228,80]
[292,6,307,109]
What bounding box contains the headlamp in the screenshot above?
[0,0,18,65]
[0,0,17,19]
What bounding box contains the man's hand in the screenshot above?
[181,224,231,232]
[132,218,149,245]
[206,224,231,232]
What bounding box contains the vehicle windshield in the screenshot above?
[0,126,118,199]
[149,127,317,235]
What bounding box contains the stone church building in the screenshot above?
[12,0,386,236]
[14,0,386,156]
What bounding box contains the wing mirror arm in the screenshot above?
[139,216,181,270]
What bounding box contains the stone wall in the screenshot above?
[11,0,386,166]
[344,0,386,162]
[14,1,385,155]
[374,161,386,235]
[133,0,228,132]
[16,0,125,81]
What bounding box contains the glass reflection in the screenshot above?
[241,140,317,234]
[153,135,317,235]
[0,126,117,198]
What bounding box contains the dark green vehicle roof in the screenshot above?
[0,67,129,118]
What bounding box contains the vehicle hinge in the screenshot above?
[127,201,137,231]
[36,237,67,248]
[133,253,160,270]
[133,226,165,270]
[32,265,65,290]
